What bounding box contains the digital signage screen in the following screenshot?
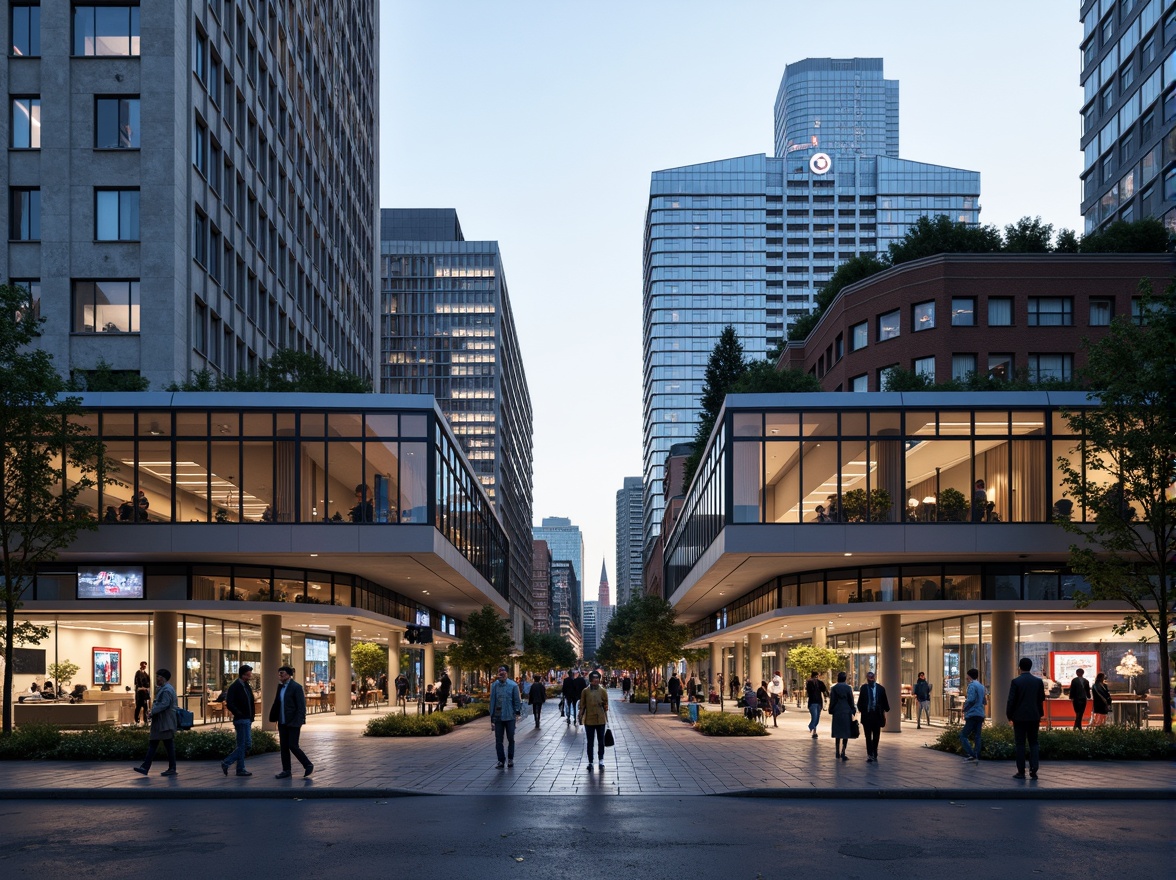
[305,638,329,662]
[77,567,145,599]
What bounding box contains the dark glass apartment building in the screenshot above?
[642,59,980,560]
[1079,0,1176,234]
[379,209,534,640]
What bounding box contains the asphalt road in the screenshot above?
[0,797,1171,879]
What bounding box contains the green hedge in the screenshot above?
[694,712,769,737]
[930,723,1174,761]
[0,724,279,761]
[364,705,488,737]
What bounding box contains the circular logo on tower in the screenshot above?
[809,152,831,175]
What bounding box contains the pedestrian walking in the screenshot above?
[828,671,855,761]
[805,670,829,739]
[490,665,522,768]
[667,672,683,714]
[394,672,408,707]
[913,671,932,728]
[756,681,772,724]
[133,661,152,726]
[730,674,741,700]
[578,670,609,770]
[685,674,697,701]
[1091,672,1112,726]
[133,669,178,777]
[621,672,632,703]
[270,665,313,778]
[1006,657,1045,780]
[856,671,890,763]
[563,669,586,726]
[528,674,547,728]
[220,664,255,777]
[959,668,986,762]
[437,670,452,711]
[1069,668,1091,730]
[768,670,785,722]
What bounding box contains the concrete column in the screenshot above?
[388,632,401,681]
[991,611,1016,728]
[733,641,745,688]
[746,632,762,687]
[423,643,435,686]
[708,641,718,690]
[261,613,282,732]
[335,625,352,716]
[813,625,827,648]
[880,613,901,733]
[151,611,179,688]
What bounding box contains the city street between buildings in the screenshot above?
[0,694,1170,799]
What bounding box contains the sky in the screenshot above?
[379,1,1084,605]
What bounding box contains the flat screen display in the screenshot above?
[77,567,145,599]
[305,638,329,662]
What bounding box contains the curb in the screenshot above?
[0,787,428,801]
[721,787,1174,801]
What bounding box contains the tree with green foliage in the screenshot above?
[681,647,711,678]
[1054,228,1080,253]
[517,629,576,676]
[784,644,849,680]
[65,358,151,392]
[683,326,747,488]
[730,359,822,395]
[351,642,388,698]
[1078,217,1170,254]
[596,595,690,694]
[1,284,104,733]
[1003,216,1055,253]
[171,349,371,393]
[1056,279,1175,735]
[47,659,80,692]
[446,605,513,685]
[887,215,1004,265]
[788,253,889,342]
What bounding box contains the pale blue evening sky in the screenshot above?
[379,1,1083,602]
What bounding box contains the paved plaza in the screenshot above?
[0,691,1170,799]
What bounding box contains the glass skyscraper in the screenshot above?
[532,516,585,587]
[1079,0,1175,233]
[642,58,981,556]
[615,476,644,606]
[380,209,534,639]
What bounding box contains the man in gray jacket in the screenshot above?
[489,666,522,768]
[270,665,313,778]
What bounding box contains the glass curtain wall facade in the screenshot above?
[532,517,585,587]
[1,2,379,387]
[615,476,644,606]
[50,396,508,595]
[666,393,1100,595]
[1079,0,1176,233]
[379,209,535,630]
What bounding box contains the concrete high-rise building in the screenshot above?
[1079,0,1175,233]
[615,477,643,606]
[582,600,598,661]
[3,2,379,388]
[532,516,584,587]
[380,209,535,641]
[551,559,582,659]
[642,58,980,557]
[531,539,553,634]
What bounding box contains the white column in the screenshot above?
[152,611,179,689]
[733,641,745,688]
[261,613,282,732]
[991,611,1016,728]
[746,632,762,687]
[388,632,401,681]
[335,624,352,716]
[708,641,719,691]
[880,613,901,733]
[424,643,435,685]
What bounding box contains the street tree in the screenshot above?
[517,630,576,677]
[1,284,104,733]
[596,595,690,694]
[351,642,388,696]
[446,605,513,686]
[1057,279,1176,734]
[784,645,849,681]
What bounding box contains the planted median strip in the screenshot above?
[0,723,279,761]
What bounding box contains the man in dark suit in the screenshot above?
[1069,668,1091,730]
[856,671,890,762]
[1006,656,1046,779]
[270,665,313,778]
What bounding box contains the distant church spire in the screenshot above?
[598,558,610,606]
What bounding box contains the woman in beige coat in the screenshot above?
[577,671,609,769]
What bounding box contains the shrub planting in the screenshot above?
[930,723,1173,761]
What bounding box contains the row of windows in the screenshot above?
[9,96,140,149]
[847,353,1075,392]
[9,188,139,242]
[9,6,140,58]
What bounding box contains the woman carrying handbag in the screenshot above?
[828,670,856,762]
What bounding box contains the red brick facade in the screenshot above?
[778,254,1174,391]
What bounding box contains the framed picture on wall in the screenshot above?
[1050,651,1098,684]
[93,647,122,686]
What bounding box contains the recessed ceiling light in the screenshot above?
[310,553,318,557]
[844,552,852,557]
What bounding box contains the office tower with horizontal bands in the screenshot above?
[2,2,379,388]
[615,476,643,606]
[642,58,979,557]
[380,209,535,637]
[532,516,584,588]
[1079,0,1176,233]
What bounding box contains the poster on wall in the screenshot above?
[93,647,122,685]
[1050,651,1099,684]
[78,567,144,599]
